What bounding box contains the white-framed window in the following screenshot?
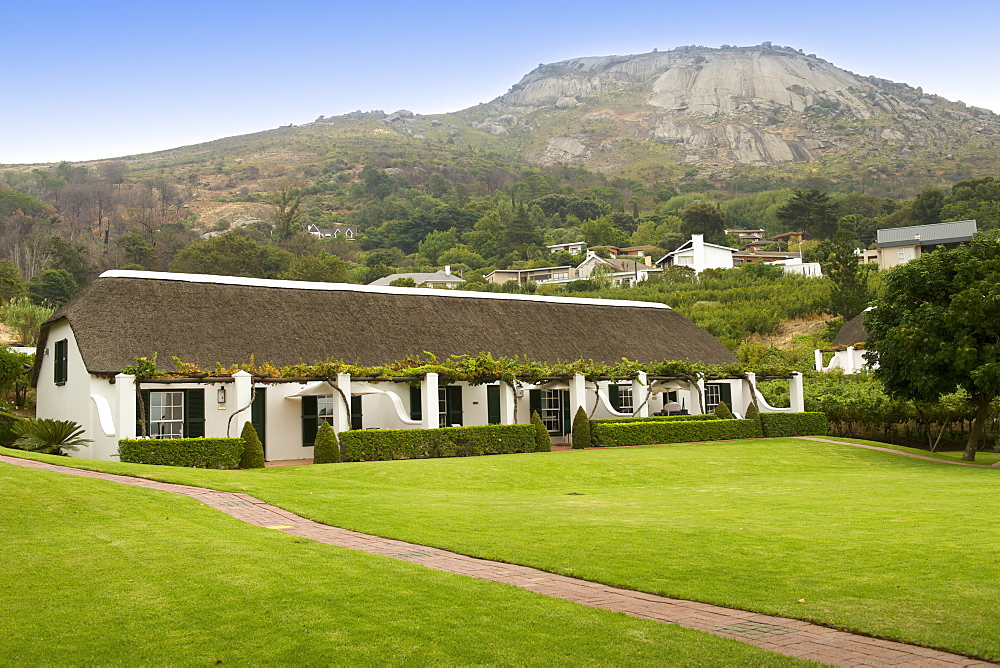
[676,255,693,265]
[149,391,184,438]
[617,385,634,413]
[318,396,334,424]
[704,384,722,414]
[541,390,563,434]
[552,272,568,280]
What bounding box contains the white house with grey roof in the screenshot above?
[33,271,804,463]
[875,220,977,270]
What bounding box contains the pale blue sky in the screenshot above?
[3,0,999,164]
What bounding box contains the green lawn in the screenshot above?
[4,437,1000,661]
[810,436,1000,465]
[0,463,805,666]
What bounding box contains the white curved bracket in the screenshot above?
[753,388,793,413]
[595,388,632,417]
[91,394,116,436]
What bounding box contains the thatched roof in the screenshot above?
[33,271,737,381]
[833,311,868,346]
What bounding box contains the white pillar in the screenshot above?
[814,349,824,372]
[745,372,758,410]
[568,373,587,418]
[499,382,516,424]
[421,372,439,429]
[633,371,649,417]
[231,371,253,437]
[789,372,805,413]
[844,346,856,374]
[115,373,136,439]
[694,378,706,414]
[334,373,351,433]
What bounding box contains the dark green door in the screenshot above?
[250,388,267,457]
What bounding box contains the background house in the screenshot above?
[656,234,738,274]
[369,266,465,288]
[874,220,977,270]
[815,310,872,374]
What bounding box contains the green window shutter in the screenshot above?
[608,384,621,411]
[720,383,732,408]
[350,396,363,430]
[410,386,422,421]
[54,339,68,386]
[561,390,571,435]
[250,388,267,453]
[446,385,463,426]
[302,395,318,447]
[487,385,501,425]
[529,389,541,421]
[184,389,205,438]
[137,389,151,437]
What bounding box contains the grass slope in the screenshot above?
[0,463,803,666]
[4,438,999,660]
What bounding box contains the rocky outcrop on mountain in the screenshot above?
[463,44,1000,171]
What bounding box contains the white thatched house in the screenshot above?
[33,270,802,462]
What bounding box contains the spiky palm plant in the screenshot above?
[13,418,91,455]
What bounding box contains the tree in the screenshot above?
[911,188,944,226]
[581,216,629,247]
[389,277,416,288]
[866,233,1000,461]
[169,233,270,277]
[269,187,303,241]
[239,421,266,469]
[28,269,78,306]
[313,421,342,463]
[116,233,155,268]
[776,189,837,239]
[278,252,348,283]
[825,221,872,322]
[0,260,25,302]
[680,202,727,239]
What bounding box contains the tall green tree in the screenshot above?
[825,220,872,322]
[680,202,727,239]
[776,189,837,239]
[269,187,303,241]
[866,233,1000,461]
[28,269,77,306]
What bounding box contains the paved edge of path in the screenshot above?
[795,437,1000,467]
[1,453,993,668]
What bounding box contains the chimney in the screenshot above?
[444,265,451,275]
[692,234,706,273]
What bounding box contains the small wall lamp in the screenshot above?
[217,386,227,404]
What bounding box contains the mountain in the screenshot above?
[15,44,1000,195]
[452,43,999,180]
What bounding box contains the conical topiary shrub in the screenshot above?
[713,400,733,419]
[745,402,764,437]
[239,421,266,469]
[530,410,550,452]
[313,421,342,463]
[571,406,591,449]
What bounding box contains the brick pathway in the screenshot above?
[2,453,993,667]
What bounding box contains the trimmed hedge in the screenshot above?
[118,438,244,469]
[591,419,756,448]
[589,414,720,426]
[340,424,537,462]
[760,412,828,437]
